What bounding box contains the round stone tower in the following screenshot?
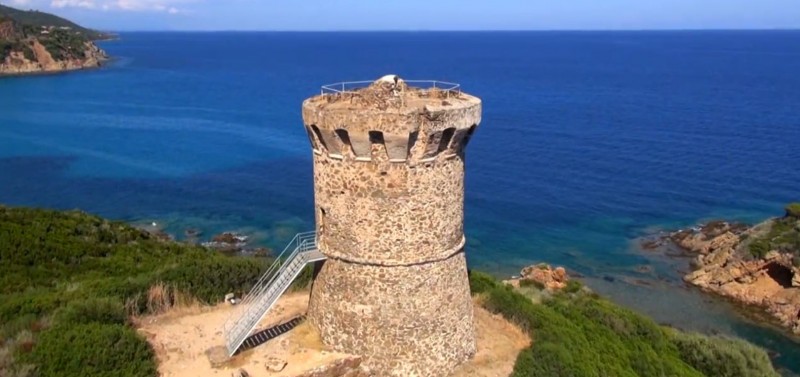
[301,76,481,376]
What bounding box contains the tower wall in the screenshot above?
[302,79,481,376]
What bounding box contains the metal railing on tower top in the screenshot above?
[320,80,461,95]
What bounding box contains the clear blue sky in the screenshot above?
[3,0,799,31]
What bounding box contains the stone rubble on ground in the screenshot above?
[265,356,288,372]
[232,368,250,377]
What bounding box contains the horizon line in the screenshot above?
[101,27,800,33]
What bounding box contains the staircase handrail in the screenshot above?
[223,239,320,355]
[240,231,315,305]
[222,231,315,333]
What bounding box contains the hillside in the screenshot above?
[0,206,780,377]
[0,4,108,75]
[0,4,108,40]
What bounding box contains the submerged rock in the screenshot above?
[203,232,249,253]
[212,232,248,244]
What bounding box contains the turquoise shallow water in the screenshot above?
[1,31,799,374]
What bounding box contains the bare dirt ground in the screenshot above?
[137,291,351,377]
[452,302,531,377]
[137,293,529,377]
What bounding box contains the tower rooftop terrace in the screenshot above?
[302,75,481,135]
[304,75,481,112]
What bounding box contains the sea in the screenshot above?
[1,31,799,374]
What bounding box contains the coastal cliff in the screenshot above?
[664,204,800,335]
[0,5,108,76]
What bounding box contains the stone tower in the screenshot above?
[301,76,482,376]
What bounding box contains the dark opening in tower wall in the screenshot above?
[310,125,327,151]
[305,126,321,152]
[439,128,456,153]
[423,131,443,159]
[335,129,353,155]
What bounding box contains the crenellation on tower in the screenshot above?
[302,75,482,376]
[302,77,480,166]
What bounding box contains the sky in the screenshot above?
[2,0,799,31]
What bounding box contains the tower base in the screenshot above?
[308,251,475,377]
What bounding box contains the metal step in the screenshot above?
[221,232,326,356]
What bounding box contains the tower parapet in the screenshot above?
[303,76,481,376]
[302,77,480,164]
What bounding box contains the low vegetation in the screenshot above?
[0,4,107,40]
[1,4,108,63]
[469,271,779,377]
[0,206,270,377]
[786,203,800,219]
[747,204,800,258]
[0,206,780,376]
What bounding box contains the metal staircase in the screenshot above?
[222,231,325,356]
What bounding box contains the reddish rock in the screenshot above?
[677,220,800,336]
[519,263,570,290]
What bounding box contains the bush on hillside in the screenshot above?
[670,331,778,377]
[747,209,800,258]
[468,271,778,377]
[54,298,126,326]
[786,203,800,219]
[26,323,156,377]
[749,239,771,259]
[0,207,269,375]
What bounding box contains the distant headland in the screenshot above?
[0,4,110,76]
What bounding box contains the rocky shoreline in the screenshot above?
[644,213,800,336]
[134,222,273,257]
[1,6,111,77]
[0,39,108,76]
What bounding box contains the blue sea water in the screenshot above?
[1,31,800,373]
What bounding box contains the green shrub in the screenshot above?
[0,291,63,323]
[26,324,156,377]
[564,279,583,294]
[292,265,315,291]
[749,240,770,259]
[54,298,126,326]
[158,256,265,303]
[669,331,778,377]
[468,271,778,377]
[786,203,800,219]
[21,44,34,61]
[468,270,498,295]
[746,209,800,258]
[0,41,11,60]
[0,206,272,374]
[519,279,545,290]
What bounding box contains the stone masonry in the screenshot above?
[302,75,482,376]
